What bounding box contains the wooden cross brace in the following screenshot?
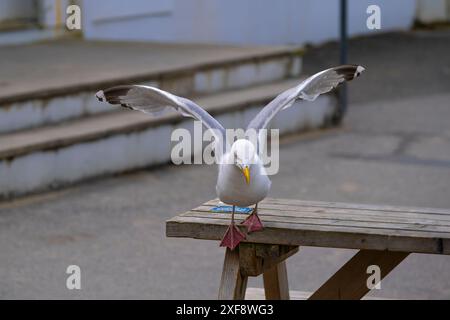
[218,243,409,300]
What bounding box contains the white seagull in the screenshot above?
[96,64,365,249]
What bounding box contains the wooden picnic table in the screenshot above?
[166,198,450,300]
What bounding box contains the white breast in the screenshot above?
[216,154,271,207]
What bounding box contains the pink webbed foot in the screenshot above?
[241,207,264,233]
[220,223,246,250]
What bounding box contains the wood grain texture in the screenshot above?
[308,249,409,300]
[218,248,248,300]
[263,261,290,300]
[166,198,450,255]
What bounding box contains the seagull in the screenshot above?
[96,64,365,250]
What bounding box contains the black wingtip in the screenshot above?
[334,64,365,81]
[95,90,105,102]
[355,65,365,78]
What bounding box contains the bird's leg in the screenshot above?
[220,205,246,250]
[241,203,264,233]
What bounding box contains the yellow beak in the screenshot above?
[241,166,250,185]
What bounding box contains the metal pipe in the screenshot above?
[337,0,348,124]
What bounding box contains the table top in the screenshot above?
[166,198,450,255]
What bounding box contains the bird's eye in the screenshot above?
[234,154,240,163]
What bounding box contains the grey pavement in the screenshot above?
[303,30,450,105]
[1,31,450,299]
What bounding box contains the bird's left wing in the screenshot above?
[96,85,226,155]
[246,65,365,132]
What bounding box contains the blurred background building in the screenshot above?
[1,0,449,45]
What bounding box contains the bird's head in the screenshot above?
[230,139,257,185]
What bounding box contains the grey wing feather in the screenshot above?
[96,85,227,154]
[247,65,365,131]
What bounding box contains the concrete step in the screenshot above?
[0,78,337,199]
[0,40,303,134]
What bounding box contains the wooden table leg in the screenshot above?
[263,261,290,300]
[218,244,298,300]
[309,249,409,300]
[218,247,248,300]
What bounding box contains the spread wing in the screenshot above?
[96,85,226,157]
[247,65,365,132]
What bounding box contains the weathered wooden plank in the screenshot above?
[197,203,450,224]
[194,206,450,229]
[201,202,450,224]
[201,209,450,228]
[168,215,450,241]
[252,198,450,215]
[204,198,450,215]
[186,210,450,234]
[308,249,409,300]
[218,248,248,300]
[166,217,450,254]
[262,199,450,217]
[184,211,450,234]
[263,261,290,300]
[168,214,450,240]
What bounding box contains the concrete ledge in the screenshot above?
[0,79,336,198]
[0,79,328,160]
[0,43,303,134]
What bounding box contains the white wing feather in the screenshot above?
[247,65,365,132]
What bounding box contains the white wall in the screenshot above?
[0,0,36,22]
[83,0,417,45]
[416,0,450,23]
